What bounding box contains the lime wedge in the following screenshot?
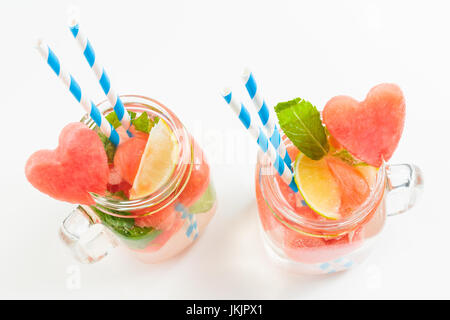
[129,120,179,199]
[294,153,341,219]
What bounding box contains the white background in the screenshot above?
[0,0,448,299]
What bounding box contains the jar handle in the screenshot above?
[385,163,424,216]
[59,206,119,263]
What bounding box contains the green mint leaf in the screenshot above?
[274,98,301,113]
[91,206,162,249]
[132,112,150,133]
[105,112,121,129]
[105,111,137,129]
[91,206,134,231]
[132,113,158,134]
[96,130,116,163]
[275,98,329,160]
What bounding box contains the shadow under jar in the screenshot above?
[60,95,217,264]
[255,137,423,275]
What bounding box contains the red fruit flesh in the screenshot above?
[323,83,405,167]
[129,126,150,140]
[113,136,148,185]
[329,134,342,150]
[177,139,210,207]
[108,165,122,185]
[284,228,326,249]
[283,222,364,264]
[107,180,132,197]
[25,122,109,205]
[326,156,370,216]
[135,206,177,231]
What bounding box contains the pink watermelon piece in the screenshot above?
[129,125,150,140]
[107,180,132,198]
[134,206,177,231]
[108,165,123,185]
[177,138,210,208]
[326,156,370,216]
[323,83,405,167]
[283,226,364,264]
[25,122,109,205]
[113,135,148,185]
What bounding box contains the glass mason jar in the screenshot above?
[59,95,217,264]
[255,138,423,274]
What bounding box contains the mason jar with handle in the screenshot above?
[60,95,217,264]
[255,138,423,274]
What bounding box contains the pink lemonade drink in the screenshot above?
[256,142,387,274]
[29,35,216,264]
[254,84,423,274]
[31,95,217,264]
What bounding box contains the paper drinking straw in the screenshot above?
[241,69,292,168]
[222,88,298,193]
[68,18,132,135]
[36,39,121,146]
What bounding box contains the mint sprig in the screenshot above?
[105,110,157,134]
[105,111,137,129]
[275,98,329,160]
[91,206,162,249]
[132,113,149,132]
[96,130,116,163]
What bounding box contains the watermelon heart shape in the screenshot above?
[25,122,109,205]
[323,83,405,167]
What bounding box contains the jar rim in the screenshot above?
[82,95,193,217]
[257,138,386,235]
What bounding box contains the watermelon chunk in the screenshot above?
[326,156,370,216]
[134,207,177,230]
[25,122,109,205]
[323,83,405,167]
[177,139,210,208]
[113,135,148,185]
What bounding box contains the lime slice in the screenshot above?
[294,153,341,219]
[129,120,179,199]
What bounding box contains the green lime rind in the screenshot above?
[188,184,216,214]
[90,206,162,250]
[293,154,342,220]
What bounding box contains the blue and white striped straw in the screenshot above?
[222,88,298,193]
[68,19,132,135]
[242,70,292,168]
[36,39,121,146]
